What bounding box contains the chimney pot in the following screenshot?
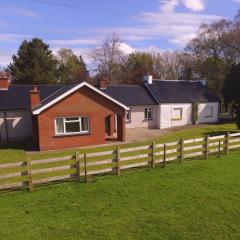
[144,75,153,85]
[29,87,40,108]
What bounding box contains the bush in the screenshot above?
[192,102,199,125]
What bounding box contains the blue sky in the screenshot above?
[0,0,239,67]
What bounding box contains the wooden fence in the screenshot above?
[1,132,240,192]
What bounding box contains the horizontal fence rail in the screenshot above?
[0,131,240,192]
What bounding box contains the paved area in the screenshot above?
[125,124,205,143]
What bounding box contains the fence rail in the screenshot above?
[0,132,240,192]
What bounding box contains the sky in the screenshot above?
[0,0,239,67]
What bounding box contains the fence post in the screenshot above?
[84,153,88,183]
[151,142,156,168]
[205,135,209,159]
[225,132,230,155]
[179,138,184,163]
[162,144,166,168]
[75,151,80,182]
[218,140,221,157]
[116,146,121,176]
[27,157,33,192]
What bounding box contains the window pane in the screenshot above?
[65,117,79,122]
[65,122,80,133]
[205,106,213,117]
[56,118,64,134]
[126,110,130,120]
[81,117,89,132]
[144,108,148,119]
[172,108,182,120]
[148,108,152,119]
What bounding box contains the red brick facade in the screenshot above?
[34,86,125,151]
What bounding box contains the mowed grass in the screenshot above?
[0,152,240,240]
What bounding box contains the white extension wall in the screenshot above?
[198,102,219,123]
[159,102,219,129]
[159,103,192,129]
[126,105,158,129]
[0,110,33,142]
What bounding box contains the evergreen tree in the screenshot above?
[8,38,58,85]
[56,48,89,84]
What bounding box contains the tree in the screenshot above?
[90,34,125,84]
[186,11,240,98]
[56,48,89,84]
[222,64,240,128]
[122,52,154,84]
[8,38,58,85]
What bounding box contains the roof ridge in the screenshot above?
[10,84,64,87]
[153,79,197,82]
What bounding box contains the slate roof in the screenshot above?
[102,85,157,106]
[0,80,219,111]
[0,85,63,110]
[32,83,81,110]
[148,80,219,103]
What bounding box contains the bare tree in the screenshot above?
[90,34,126,84]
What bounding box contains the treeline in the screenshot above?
[1,10,240,110]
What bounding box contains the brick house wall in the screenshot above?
[35,86,125,151]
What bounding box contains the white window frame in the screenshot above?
[172,108,183,121]
[204,106,213,118]
[144,107,153,120]
[55,116,90,136]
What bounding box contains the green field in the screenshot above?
[0,123,238,163]
[0,152,240,240]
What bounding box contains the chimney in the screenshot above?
[99,78,107,90]
[0,74,10,90]
[29,87,40,108]
[144,75,153,85]
[198,79,206,86]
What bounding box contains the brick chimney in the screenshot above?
[29,87,40,108]
[0,74,10,90]
[99,78,107,90]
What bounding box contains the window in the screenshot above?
[55,116,89,135]
[126,109,131,121]
[144,107,153,120]
[204,106,213,118]
[172,108,183,121]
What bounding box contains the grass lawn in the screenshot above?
[0,152,240,240]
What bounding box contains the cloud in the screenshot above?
[0,7,38,17]
[119,43,135,54]
[49,38,97,46]
[0,33,30,42]
[97,11,221,47]
[160,0,179,13]
[160,0,205,12]
[0,52,12,66]
[182,0,205,12]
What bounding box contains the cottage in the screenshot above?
[102,75,219,129]
[0,74,219,151]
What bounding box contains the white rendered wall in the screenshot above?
[159,103,192,129]
[198,102,219,123]
[126,106,158,129]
